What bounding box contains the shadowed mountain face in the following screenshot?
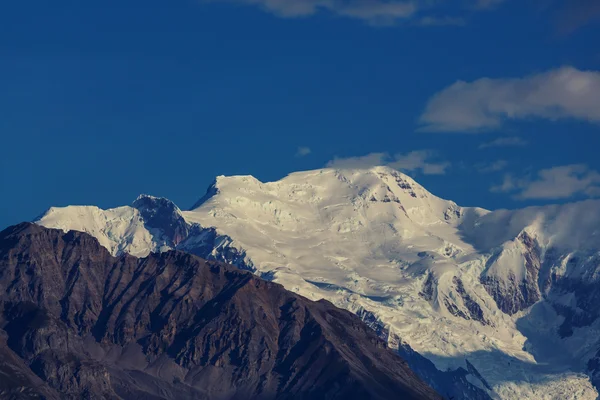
[0,223,440,400]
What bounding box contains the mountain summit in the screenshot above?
[37,166,600,399]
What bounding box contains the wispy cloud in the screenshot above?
[419,66,600,132]
[477,160,508,173]
[295,146,312,157]
[211,0,502,25]
[416,16,466,26]
[213,0,415,23]
[473,0,506,9]
[388,150,450,175]
[491,164,600,200]
[326,150,450,175]
[555,0,600,34]
[326,152,388,169]
[479,136,528,149]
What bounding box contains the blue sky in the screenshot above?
[1,0,599,228]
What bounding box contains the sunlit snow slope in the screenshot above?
[37,167,600,399]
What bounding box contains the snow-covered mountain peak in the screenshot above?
[37,195,189,257]
[37,204,154,257]
[189,174,265,210]
[35,167,600,399]
[182,167,486,303]
[190,166,472,229]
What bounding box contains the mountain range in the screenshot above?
[35,166,600,399]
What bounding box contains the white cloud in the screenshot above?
[212,0,501,25]
[490,174,519,194]
[479,136,528,149]
[295,146,312,157]
[491,164,600,200]
[388,150,450,175]
[326,150,450,175]
[420,66,600,132]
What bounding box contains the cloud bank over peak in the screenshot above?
[419,66,600,133]
[491,164,600,200]
[326,150,450,175]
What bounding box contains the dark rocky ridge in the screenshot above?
[132,195,190,246]
[481,232,541,316]
[179,225,256,273]
[0,223,441,400]
[450,277,489,326]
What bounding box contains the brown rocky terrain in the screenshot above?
[0,223,441,400]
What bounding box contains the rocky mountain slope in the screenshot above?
[0,222,440,400]
[37,166,600,399]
